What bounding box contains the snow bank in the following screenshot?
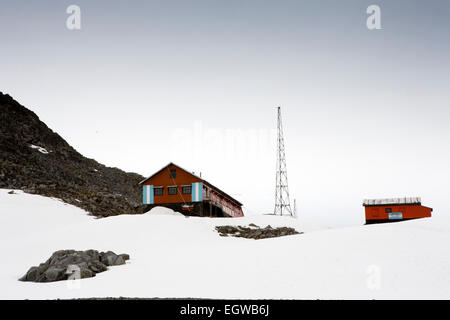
[146,206,184,217]
[0,189,449,299]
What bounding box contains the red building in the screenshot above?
[139,163,244,217]
[363,197,432,224]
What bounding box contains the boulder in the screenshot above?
[19,249,130,283]
[20,266,38,282]
[44,266,66,282]
[119,254,130,261]
[100,251,128,266]
[80,268,94,279]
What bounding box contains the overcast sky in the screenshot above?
[1,0,449,226]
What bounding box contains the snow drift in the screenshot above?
[0,189,449,299]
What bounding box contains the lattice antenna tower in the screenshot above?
[274,106,293,216]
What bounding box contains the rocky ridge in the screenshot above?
[0,92,145,217]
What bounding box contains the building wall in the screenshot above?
[142,163,201,204]
[205,186,244,217]
[365,204,432,223]
[141,163,244,217]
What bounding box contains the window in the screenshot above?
[168,186,178,195]
[154,187,163,196]
[182,186,191,194]
[385,208,392,213]
[169,169,176,179]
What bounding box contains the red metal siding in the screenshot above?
[365,204,432,222]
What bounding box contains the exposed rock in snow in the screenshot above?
[19,249,130,283]
[215,224,302,239]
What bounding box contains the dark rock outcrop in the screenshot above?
[0,92,145,217]
[216,224,302,239]
[19,249,130,282]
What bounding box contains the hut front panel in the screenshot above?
[365,205,432,222]
[142,163,202,204]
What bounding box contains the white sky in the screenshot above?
[1,1,449,226]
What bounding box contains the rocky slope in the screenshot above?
[0,92,145,217]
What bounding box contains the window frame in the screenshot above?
[168,186,178,195]
[181,185,192,194]
[153,186,164,196]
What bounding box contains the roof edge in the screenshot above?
[138,162,202,185]
[363,197,422,206]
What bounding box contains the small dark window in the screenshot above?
[169,169,176,179]
[385,208,392,213]
[168,186,177,195]
[154,187,163,196]
[182,186,191,194]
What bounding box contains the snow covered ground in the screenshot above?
[0,189,449,299]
